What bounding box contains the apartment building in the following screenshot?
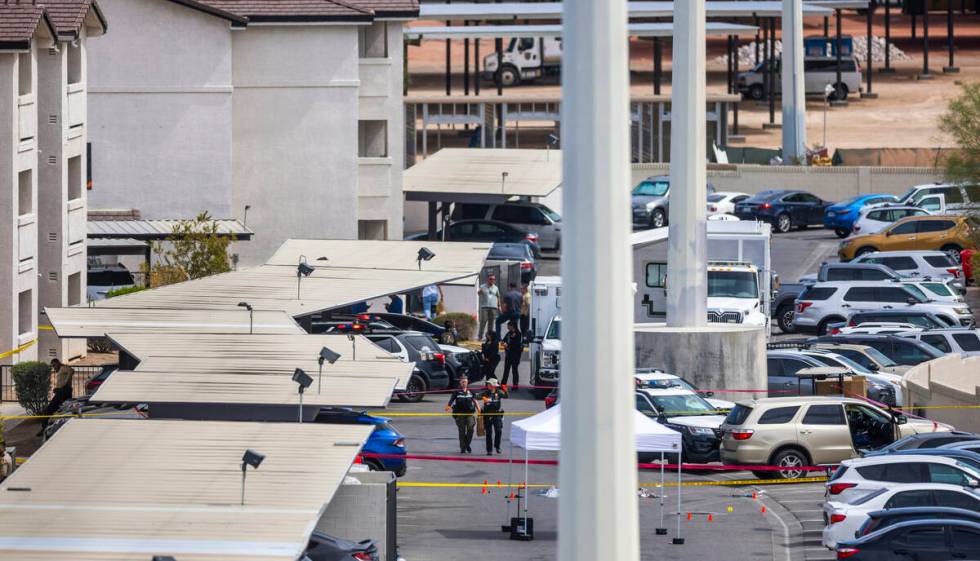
[36,0,107,362]
[0,3,51,365]
[87,0,416,265]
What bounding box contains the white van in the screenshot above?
[737,56,862,101]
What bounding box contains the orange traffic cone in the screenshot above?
[707,514,713,522]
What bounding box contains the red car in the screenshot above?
[963,249,977,286]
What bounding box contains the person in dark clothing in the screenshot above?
[384,294,403,314]
[495,283,523,339]
[446,376,479,453]
[439,319,459,346]
[501,321,523,388]
[480,330,501,380]
[39,359,73,434]
[480,377,509,455]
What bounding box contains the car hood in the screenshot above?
[708,297,758,313]
[632,195,667,208]
[542,339,561,352]
[905,417,955,434]
[705,398,735,410]
[665,415,726,429]
[439,344,473,354]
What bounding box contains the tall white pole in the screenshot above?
[559,0,639,560]
[667,0,708,328]
[782,0,807,162]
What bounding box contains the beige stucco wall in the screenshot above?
[904,355,980,433]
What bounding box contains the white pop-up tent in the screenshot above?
[505,404,683,540]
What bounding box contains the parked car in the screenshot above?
[843,309,964,330]
[485,242,537,285]
[450,201,562,251]
[894,182,980,215]
[635,386,726,463]
[737,56,862,101]
[303,530,379,561]
[805,341,911,377]
[835,519,980,561]
[733,189,833,233]
[834,322,922,336]
[851,250,965,285]
[826,455,980,504]
[855,507,980,544]
[823,487,980,549]
[87,264,137,301]
[634,369,735,410]
[863,448,980,473]
[313,407,407,477]
[409,219,541,257]
[439,343,484,387]
[899,328,980,357]
[85,365,117,394]
[899,278,967,304]
[839,216,975,264]
[773,283,806,333]
[852,205,930,236]
[719,396,948,480]
[871,431,980,454]
[824,194,900,238]
[362,330,451,402]
[792,281,973,335]
[942,440,980,455]
[808,334,946,367]
[363,313,445,338]
[631,175,716,229]
[707,191,751,216]
[765,348,900,405]
[798,262,905,286]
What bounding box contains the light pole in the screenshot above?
[292,368,313,422]
[240,449,264,506]
[317,346,340,395]
[416,247,436,271]
[296,255,314,299]
[237,302,253,334]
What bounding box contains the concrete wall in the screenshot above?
[231,26,360,264]
[631,164,945,200]
[0,51,39,365]
[904,355,980,433]
[317,470,396,561]
[86,0,234,218]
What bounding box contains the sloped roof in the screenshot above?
[169,0,418,23]
[36,0,107,38]
[0,2,56,50]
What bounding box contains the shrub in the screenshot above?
[87,337,114,354]
[433,312,478,341]
[12,361,51,416]
[106,285,146,299]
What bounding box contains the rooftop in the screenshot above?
[0,2,55,50]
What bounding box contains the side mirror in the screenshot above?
[532,335,544,344]
[868,363,880,372]
[894,414,908,425]
[705,391,715,398]
[968,478,980,489]
[906,297,918,305]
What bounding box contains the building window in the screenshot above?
[358,220,388,240]
[68,156,82,200]
[358,22,388,58]
[67,43,82,85]
[18,170,32,216]
[18,52,31,96]
[645,262,667,288]
[358,120,388,158]
[18,289,32,336]
[67,272,81,306]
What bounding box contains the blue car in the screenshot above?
[733,189,833,233]
[314,407,407,477]
[823,194,899,238]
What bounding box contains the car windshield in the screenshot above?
[649,393,717,416]
[539,205,562,222]
[707,194,726,202]
[546,319,560,340]
[488,244,531,260]
[747,190,784,202]
[896,187,918,204]
[902,284,930,301]
[862,346,898,367]
[708,271,759,299]
[636,377,697,392]
[404,335,439,353]
[839,195,864,206]
[922,282,954,297]
[632,180,669,197]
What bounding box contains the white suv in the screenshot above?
[852,250,965,290]
[794,281,974,335]
[826,454,980,504]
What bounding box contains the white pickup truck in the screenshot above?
[482,37,562,87]
[706,261,769,327]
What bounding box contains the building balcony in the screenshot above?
[67,83,86,130]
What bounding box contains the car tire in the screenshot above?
[650,208,666,229]
[775,213,792,234]
[817,316,845,336]
[834,228,851,238]
[941,244,964,264]
[748,84,765,100]
[776,304,796,333]
[397,374,427,403]
[830,82,849,101]
[855,246,877,258]
[771,448,810,480]
[364,459,385,472]
[495,65,520,87]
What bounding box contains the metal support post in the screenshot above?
[782,0,806,160]
[559,0,639,559]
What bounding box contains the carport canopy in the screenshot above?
[44,307,305,337]
[416,1,835,20]
[405,148,562,203]
[406,21,761,41]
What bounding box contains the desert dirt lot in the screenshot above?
[406,12,980,151]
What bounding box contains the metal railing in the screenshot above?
[0,365,103,404]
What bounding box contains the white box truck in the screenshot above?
[482,37,563,87]
[528,276,561,398]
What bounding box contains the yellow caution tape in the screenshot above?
[397,477,828,490]
[0,339,36,359]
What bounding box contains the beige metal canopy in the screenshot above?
[404,148,562,202]
[0,419,372,561]
[96,265,473,317]
[268,239,491,276]
[44,307,305,337]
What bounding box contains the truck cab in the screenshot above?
[706,262,768,327]
[482,37,562,87]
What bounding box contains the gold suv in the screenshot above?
[839,215,975,262]
[719,396,951,479]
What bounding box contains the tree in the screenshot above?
[147,212,236,288]
[939,84,980,270]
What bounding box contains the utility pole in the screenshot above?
[782,0,807,162]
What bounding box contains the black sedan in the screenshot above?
[835,519,980,560]
[733,189,833,233]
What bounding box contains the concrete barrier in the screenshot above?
[317,470,397,561]
[904,355,980,433]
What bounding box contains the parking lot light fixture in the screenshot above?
[237,302,253,334]
[417,247,436,270]
[296,255,315,299]
[317,347,341,394]
[240,449,265,506]
[292,368,314,422]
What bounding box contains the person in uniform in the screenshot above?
[446,375,478,453]
[480,377,509,455]
[501,321,523,388]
